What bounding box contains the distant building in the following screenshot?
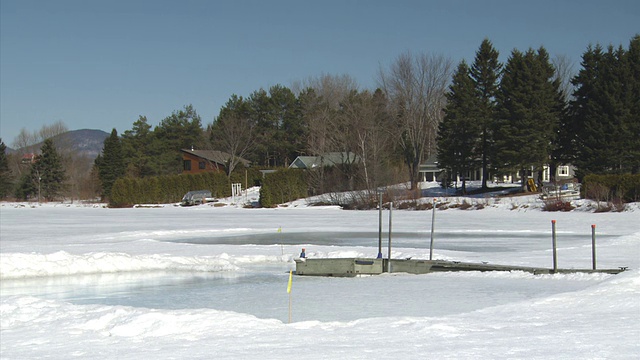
[289,152,360,169]
[418,155,576,184]
[181,148,250,175]
[20,153,37,165]
[418,155,444,182]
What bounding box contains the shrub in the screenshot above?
[108,171,232,207]
[542,200,575,212]
[458,200,473,210]
[259,169,307,208]
[583,174,640,203]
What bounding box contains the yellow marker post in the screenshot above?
[287,270,293,323]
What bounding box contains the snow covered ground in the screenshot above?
[1,184,639,359]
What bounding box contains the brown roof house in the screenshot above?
[181,148,250,175]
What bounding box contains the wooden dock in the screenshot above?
[294,258,627,277]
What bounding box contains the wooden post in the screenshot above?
[591,224,597,270]
[378,191,383,258]
[388,201,393,272]
[552,220,557,272]
[429,198,436,260]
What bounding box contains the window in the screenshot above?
[183,160,192,171]
[199,161,206,170]
[558,166,569,176]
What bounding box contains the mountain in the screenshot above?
[11,129,109,160]
[51,129,109,159]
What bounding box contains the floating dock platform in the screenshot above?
[294,258,627,277]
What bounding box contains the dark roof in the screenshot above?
[418,155,441,172]
[289,152,359,169]
[181,149,251,167]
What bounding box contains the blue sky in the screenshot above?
[1,0,638,147]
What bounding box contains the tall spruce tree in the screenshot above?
[469,39,502,189]
[494,47,563,190]
[437,60,481,194]
[0,139,12,198]
[569,36,640,176]
[96,129,126,199]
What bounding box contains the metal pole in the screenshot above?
[552,220,557,272]
[378,191,383,258]
[388,201,393,272]
[429,198,436,260]
[591,224,597,270]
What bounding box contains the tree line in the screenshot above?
[1,35,638,203]
[438,36,639,194]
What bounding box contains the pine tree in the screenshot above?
[438,60,481,194]
[32,138,67,201]
[121,116,153,177]
[495,48,563,190]
[0,139,13,198]
[470,39,502,189]
[96,129,126,199]
[151,105,204,175]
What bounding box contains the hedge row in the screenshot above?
[259,169,307,208]
[110,172,231,207]
[582,174,640,203]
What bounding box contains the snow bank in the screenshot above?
[0,251,244,279]
[2,270,638,359]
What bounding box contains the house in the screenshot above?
[495,164,577,184]
[181,148,250,175]
[289,152,360,169]
[418,155,443,182]
[418,154,576,185]
[20,153,37,165]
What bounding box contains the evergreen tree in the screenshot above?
[0,139,13,198]
[628,35,640,173]
[96,129,126,199]
[150,105,204,175]
[469,38,502,189]
[494,48,563,190]
[270,85,305,166]
[437,60,482,194]
[245,85,302,167]
[569,36,640,176]
[209,94,256,176]
[121,116,153,177]
[30,138,67,201]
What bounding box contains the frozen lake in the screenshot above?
[0,229,617,323]
[1,198,638,359]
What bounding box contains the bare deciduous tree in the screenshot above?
[10,121,70,179]
[298,73,359,156]
[337,89,394,191]
[379,51,454,189]
[552,54,576,102]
